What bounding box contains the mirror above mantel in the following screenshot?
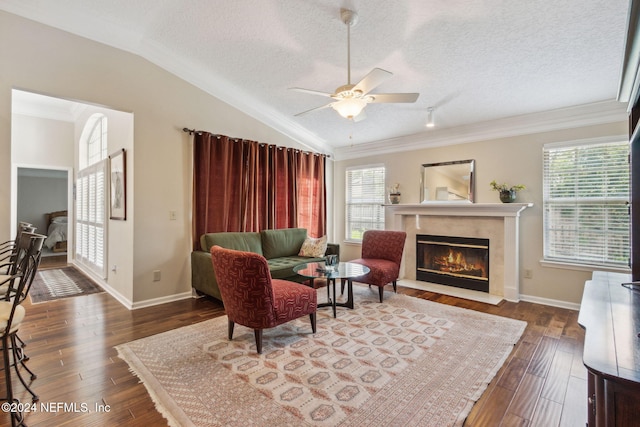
[420,159,475,203]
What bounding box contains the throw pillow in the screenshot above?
[298,235,327,258]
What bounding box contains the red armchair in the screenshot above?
[210,245,317,354]
[349,230,407,302]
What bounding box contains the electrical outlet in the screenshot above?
[153,270,161,281]
[524,269,533,279]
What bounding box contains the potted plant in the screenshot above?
[388,183,401,204]
[490,180,525,203]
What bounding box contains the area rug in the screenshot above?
[30,266,104,303]
[116,286,526,427]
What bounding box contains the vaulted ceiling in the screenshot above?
[1,0,632,158]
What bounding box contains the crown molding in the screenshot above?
[333,100,629,161]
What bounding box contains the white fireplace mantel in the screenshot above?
[385,202,533,302]
[384,202,532,219]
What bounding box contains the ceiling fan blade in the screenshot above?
[352,68,392,95]
[294,102,335,117]
[289,87,333,98]
[367,93,420,103]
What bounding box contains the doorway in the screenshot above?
[16,166,72,267]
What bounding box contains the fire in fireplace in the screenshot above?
[416,234,489,292]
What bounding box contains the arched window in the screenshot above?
[79,114,108,169]
[76,114,108,277]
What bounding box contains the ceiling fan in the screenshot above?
[290,8,419,122]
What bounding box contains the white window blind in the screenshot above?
[543,140,630,268]
[76,114,108,278]
[76,160,107,277]
[345,166,385,242]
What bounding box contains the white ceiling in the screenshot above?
[2,0,632,158]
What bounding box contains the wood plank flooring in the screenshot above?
[1,272,586,426]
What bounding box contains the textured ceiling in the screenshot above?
[1,0,632,156]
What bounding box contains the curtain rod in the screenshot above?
[182,128,330,158]
[183,128,202,135]
[183,128,242,140]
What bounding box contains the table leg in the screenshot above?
[331,279,337,317]
[346,279,354,309]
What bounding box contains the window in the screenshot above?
[345,165,385,242]
[543,139,630,269]
[80,114,108,169]
[76,114,108,277]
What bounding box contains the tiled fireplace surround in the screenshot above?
[386,203,532,303]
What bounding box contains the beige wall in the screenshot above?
[12,114,74,167]
[333,121,628,306]
[0,11,319,306]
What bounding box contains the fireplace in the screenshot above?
[416,234,490,293]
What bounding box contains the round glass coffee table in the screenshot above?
[294,262,370,318]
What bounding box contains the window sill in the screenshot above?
[343,240,363,246]
[540,259,631,274]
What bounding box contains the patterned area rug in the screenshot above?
[30,266,104,303]
[116,286,526,427]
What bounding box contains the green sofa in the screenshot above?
[191,228,339,301]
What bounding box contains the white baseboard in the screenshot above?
[70,261,193,310]
[129,291,193,310]
[519,294,580,311]
[398,279,580,311]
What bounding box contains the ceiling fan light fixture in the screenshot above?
[332,98,367,119]
[426,107,435,127]
[291,8,419,122]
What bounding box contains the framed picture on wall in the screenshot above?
[109,148,126,220]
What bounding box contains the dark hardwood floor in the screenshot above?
[2,269,586,426]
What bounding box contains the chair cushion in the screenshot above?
[350,258,400,288]
[271,279,317,325]
[210,247,277,329]
[361,230,406,264]
[0,301,24,335]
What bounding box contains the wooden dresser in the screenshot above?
[578,271,640,427]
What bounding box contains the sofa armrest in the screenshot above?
[325,243,340,259]
[191,250,222,301]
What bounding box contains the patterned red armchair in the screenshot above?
[210,245,317,354]
[349,230,407,302]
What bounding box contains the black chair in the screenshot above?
[0,224,37,275]
[0,233,45,426]
[0,232,45,297]
[0,222,32,250]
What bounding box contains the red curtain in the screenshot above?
[296,151,326,238]
[193,133,326,249]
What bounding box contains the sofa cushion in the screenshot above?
[267,255,324,279]
[201,232,263,255]
[261,228,307,259]
[298,235,328,257]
